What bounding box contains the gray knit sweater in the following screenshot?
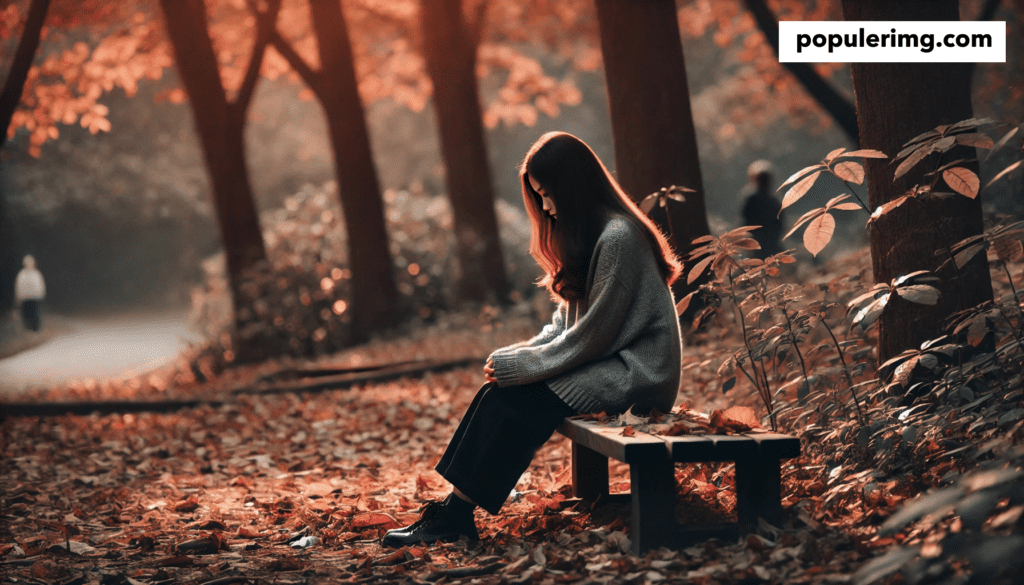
[488,215,683,414]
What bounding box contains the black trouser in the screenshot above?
[21,300,40,332]
[435,380,577,515]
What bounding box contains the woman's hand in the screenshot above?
[484,358,497,384]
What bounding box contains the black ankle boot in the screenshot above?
[381,494,479,547]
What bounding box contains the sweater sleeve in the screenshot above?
[488,237,637,386]
[491,303,566,353]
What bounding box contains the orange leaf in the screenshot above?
[237,526,262,539]
[350,512,401,530]
[687,254,714,285]
[721,406,761,429]
[841,148,888,159]
[804,212,835,257]
[942,167,980,199]
[832,161,864,184]
[781,170,821,210]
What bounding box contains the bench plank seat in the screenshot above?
[556,418,801,555]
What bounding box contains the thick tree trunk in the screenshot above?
[420,0,510,303]
[158,0,268,356]
[308,0,399,339]
[841,0,993,363]
[0,0,50,313]
[593,0,710,296]
[741,0,860,146]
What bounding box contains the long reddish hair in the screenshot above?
[520,132,682,301]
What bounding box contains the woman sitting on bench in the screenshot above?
[383,131,685,547]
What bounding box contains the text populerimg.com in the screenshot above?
[796,28,993,53]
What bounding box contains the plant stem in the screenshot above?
[1001,261,1022,317]
[727,270,776,430]
[821,317,866,425]
[839,178,871,213]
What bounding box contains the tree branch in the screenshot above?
[266,28,325,97]
[230,0,283,118]
[741,0,860,146]
[0,0,50,153]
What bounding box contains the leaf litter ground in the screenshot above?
[3,250,1024,585]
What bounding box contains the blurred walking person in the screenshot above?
[14,255,45,332]
[740,160,783,259]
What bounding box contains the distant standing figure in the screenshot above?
[14,255,46,332]
[740,160,783,259]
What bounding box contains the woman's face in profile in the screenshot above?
[528,174,557,221]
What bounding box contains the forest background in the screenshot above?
[2,0,1018,321]
[2,1,1024,583]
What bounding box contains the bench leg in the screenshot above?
[629,457,676,555]
[572,442,609,501]
[734,456,783,527]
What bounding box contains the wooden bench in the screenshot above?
[556,419,800,555]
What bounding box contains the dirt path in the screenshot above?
[0,310,204,396]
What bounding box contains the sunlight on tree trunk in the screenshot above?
[594,0,710,299]
[421,0,510,304]
[841,0,993,363]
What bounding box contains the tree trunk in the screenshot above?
[0,0,50,313]
[0,0,49,154]
[741,0,860,146]
[593,0,710,297]
[420,0,510,303]
[158,0,268,357]
[841,0,993,363]
[308,0,399,339]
